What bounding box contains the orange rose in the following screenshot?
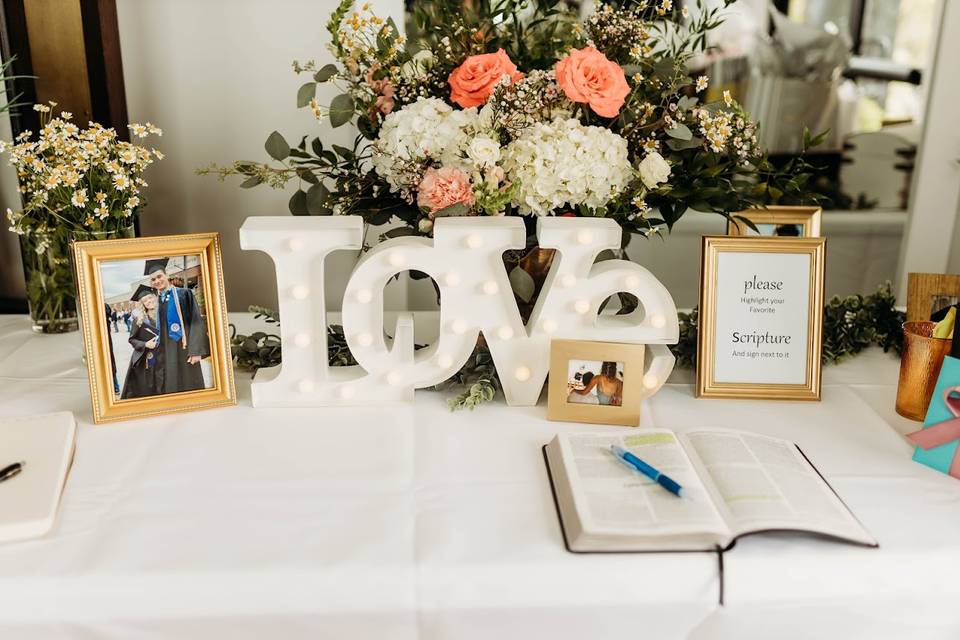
[449,49,522,108]
[555,47,630,118]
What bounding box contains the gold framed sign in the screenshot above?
[697,236,826,401]
[547,339,645,426]
[73,233,236,423]
[727,205,822,238]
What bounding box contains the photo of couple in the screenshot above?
[566,360,625,407]
[100,255,212,401]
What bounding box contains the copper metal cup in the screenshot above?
[895,321,953,421]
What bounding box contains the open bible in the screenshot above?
[544,429,877,553]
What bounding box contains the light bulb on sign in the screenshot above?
[651,313,666,328]
[623,274,640,289]
[576,230,593,245]
[560,274,577,288]
[356,332,373,347]
[387,251,406,268]
[293,332,311,348]
[465,234,484,249]
[291,284,309,300]
[497,325,514,340]
[541,318,557,334]
[355,289,373,304]
[386,371,403,386]
[515,366,531,382]
[451,319,467,335]
[643,373,659,390]
[438,354,454,368]
[287,237,305,252]
[574,299,591,315]
[338,385,355,400]
[297,378,315,393]
[444,272,461,287]
[482,280,499,295]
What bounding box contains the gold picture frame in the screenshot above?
[726,205,822,237]
[697,236,826,401]
[906,273,960,323]
[547,340,645,426]
[73,233,236,423]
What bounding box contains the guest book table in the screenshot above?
[0,314,958,640]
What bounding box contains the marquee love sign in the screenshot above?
[239,216,678,407]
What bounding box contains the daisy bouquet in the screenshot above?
[4,104,162,239]
[2,103,163,331]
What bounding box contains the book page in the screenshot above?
[561,431,729,538]
[683,430,875,544]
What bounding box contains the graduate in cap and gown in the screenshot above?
[121,284,163,399]
[144,258,210,394]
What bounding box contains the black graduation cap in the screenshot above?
[143,257,170,276]
[130,284,157,302]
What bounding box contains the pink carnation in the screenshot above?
[417,167,475,214]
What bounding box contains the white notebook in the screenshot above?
[544,429,877,553]
[0,412,77,543]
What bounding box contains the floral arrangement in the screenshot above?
[208,0,823,408]
[204,0,816,238]
[3,102,163,331]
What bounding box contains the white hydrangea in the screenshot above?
[372,97,478,193]
[501,118,633,216]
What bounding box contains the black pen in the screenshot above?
[0,461,25,483]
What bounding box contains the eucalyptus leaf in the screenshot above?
[288,189,308,216]
[433,202,468,217]
[508,266,535,304]
[665,123,693,140]
[313,63,339,83]
[677,95,699,111]
[239,175,262,188]
[265,131,290,161]
[329,94,355,128]
[306,182,330,215]
[666,136,704,151]
[296,82,317,108]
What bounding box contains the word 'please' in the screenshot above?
[743,275,784,295]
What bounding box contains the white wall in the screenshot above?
[115,0,403,311]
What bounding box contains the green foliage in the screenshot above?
[821,283,905,363]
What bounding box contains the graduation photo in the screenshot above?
[99,255,213,401]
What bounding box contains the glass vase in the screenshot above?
[18,223,135,334]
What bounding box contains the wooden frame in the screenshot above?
[697,236,826,401]
[73,233,236,423]
[906,273,960,323]
[547,340,645,427]
[726,205,823,238]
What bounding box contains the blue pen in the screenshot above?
[610,444,684,498]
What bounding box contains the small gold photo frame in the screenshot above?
[547,340,645,426]
[726,205,822,238]
[73,233,236,423]
[697,236,826,401]
[906,273,960,323]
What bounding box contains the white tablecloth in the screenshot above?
[0,314,958,639]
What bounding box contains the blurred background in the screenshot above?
[0,0,957,313]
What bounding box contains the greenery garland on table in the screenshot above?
[231,283,905,410]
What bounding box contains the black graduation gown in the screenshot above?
[157,286,210,394]
[121,317,163,399]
